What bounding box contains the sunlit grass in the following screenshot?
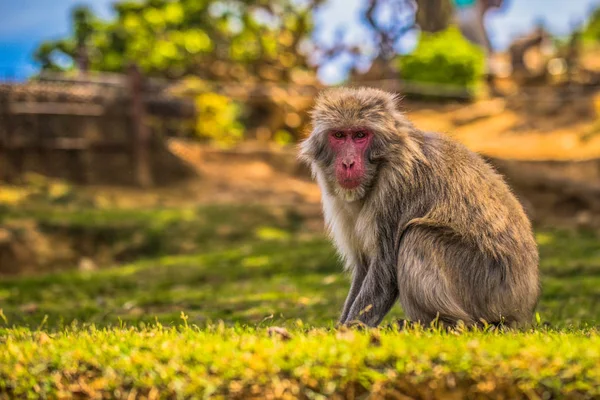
[1,324,600,398]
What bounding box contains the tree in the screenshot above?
[415,0,453,33]
[35,0,322,82]
[72,6,95,73]
[583,7,600,43]
[364,0,416,60]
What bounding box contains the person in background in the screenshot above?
[451,0,505,95]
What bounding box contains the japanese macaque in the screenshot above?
[299,87,540,328]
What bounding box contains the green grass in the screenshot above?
[0,213,598,328]
[2,326,600,399]
[1,205,600,398]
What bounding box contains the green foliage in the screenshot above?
[33,6,96,72]
[167,77,245,146]
[195,92,244,147]
[273,129,294,146]
[35,0,318,80]
[583,7,600,43]
[72,5,95,46]
[33,41,76,71]
[398,26,485,97]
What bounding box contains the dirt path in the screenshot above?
[407,98,600,161]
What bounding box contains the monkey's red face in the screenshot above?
[329,129,372,189]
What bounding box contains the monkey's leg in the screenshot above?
[396,225,475,326]
[339,265,368,325]
[343,265,399,327]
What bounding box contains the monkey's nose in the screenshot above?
[342,160,355,170]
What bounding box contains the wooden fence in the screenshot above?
[0,66,196,186]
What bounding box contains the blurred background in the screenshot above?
[0,0,599,328]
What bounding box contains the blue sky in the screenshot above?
[1,0,599,82]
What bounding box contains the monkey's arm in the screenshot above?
[343,263,399,327]
[339,265,368,325]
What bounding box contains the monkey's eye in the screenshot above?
[333,131,345,139]
[354,131,367,139]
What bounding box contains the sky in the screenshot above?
[0,0,599,82]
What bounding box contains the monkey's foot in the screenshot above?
[386,319,414,330]
[339,320,368,331]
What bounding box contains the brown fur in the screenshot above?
[299,87,540,328]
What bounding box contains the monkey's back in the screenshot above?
[416,131,535,253]
[397,130,540,324]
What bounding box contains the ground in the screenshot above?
[408,97,600,160]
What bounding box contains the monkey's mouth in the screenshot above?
[338,177,362,189]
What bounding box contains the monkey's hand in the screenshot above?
[343,267,399,327]
[338,265,369,326]
[339,320,368,331]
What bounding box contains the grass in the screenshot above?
[1,204,600,398]
[1,207,599,328]
[2,326,600,399]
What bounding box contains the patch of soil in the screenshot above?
[406,96,600,161]
[83,140,322,213]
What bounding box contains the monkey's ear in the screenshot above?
[297,136,316,165]
[298,130,327,165]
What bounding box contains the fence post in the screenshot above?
[0,100,5,182]
[128,63,153,188]
[0,88,19,183]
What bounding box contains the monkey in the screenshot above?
[299,87,540,328]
